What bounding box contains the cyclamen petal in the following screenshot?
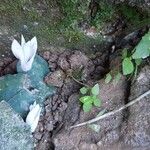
[26,102,41,132]
[21,35,26,46]
[11,39,24,60]
[23,41,32,63]
[21,55,35,72]
[11,35,37,72]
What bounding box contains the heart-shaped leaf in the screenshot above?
[83,102,92,112]
[122,57,134,75]
[132,32,150,59]
[80,87,88,95]
[105,73,112,84]
[135,58,142,66]
[91,84,99,96]
[93,97,101,107]
[79,96,92,103]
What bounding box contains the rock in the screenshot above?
[42,51,50,61]
[0,101,33,150]
[79,142,98,150]
[69,51,89,70]
[45,121,54,131]
[58,57,70,71]
[48,53,58,62]
[121,66,150,148]
[17,55,49,81]
[36,132,53,150]
[34,132,42,140]
[0,60,4,66]
[48,61,57,71]
[45,69,66,87]
[0,55,56,119]
[61,78,80,97]
[106,0,150,12]
[63,93,81,127]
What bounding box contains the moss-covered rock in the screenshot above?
[0,101,34,150]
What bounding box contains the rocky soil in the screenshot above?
[0,1,150,149]
[0,23,150,150]
[0,26,150,149]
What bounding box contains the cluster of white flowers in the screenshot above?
[26,101,41,132]
[11,35,41,132]
[11,35,37,72]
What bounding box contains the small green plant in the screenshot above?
[104,31,150,84]
[79,84,101,112]
[105,73,112,84]
[122,31,150,76]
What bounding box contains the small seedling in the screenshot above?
[79,84,101,112]
[105,30,150,83]
[105,73,112,83]
[122,57,134,75]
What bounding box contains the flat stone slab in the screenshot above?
[0,101,33,150]
[0,55,56,119]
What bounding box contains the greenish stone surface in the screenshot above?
[17,55,49,80]
[0,55,56,119]
[0,101,33,150]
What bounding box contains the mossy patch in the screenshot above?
[117,4,150,29]
[90,2,116,30]
[0,0,150,51]
[0,0,92,49]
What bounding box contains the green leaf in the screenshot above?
[80,87,88,95]
[113,72,122,85]
[122,57,134,75]
[91,84,99,96]
[93,97,101,107]
[88,124,100,133]
[135,58,142,66]
[105,73,112,84]
[132,32,150,59]
[83,102,92,112]
[79,96,92,103]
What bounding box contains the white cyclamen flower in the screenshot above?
[11,35,37,72]
[26,101,41,132]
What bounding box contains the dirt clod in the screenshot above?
[45,70,66,87]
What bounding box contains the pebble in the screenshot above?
[45,70,66,87]
[34,132,42,140]
[46,122,54,131]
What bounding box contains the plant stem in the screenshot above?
[69,75,90,88]
[70,90,150,129]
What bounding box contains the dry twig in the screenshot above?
[70,90,150,129]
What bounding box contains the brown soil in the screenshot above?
[0,28,150,150]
